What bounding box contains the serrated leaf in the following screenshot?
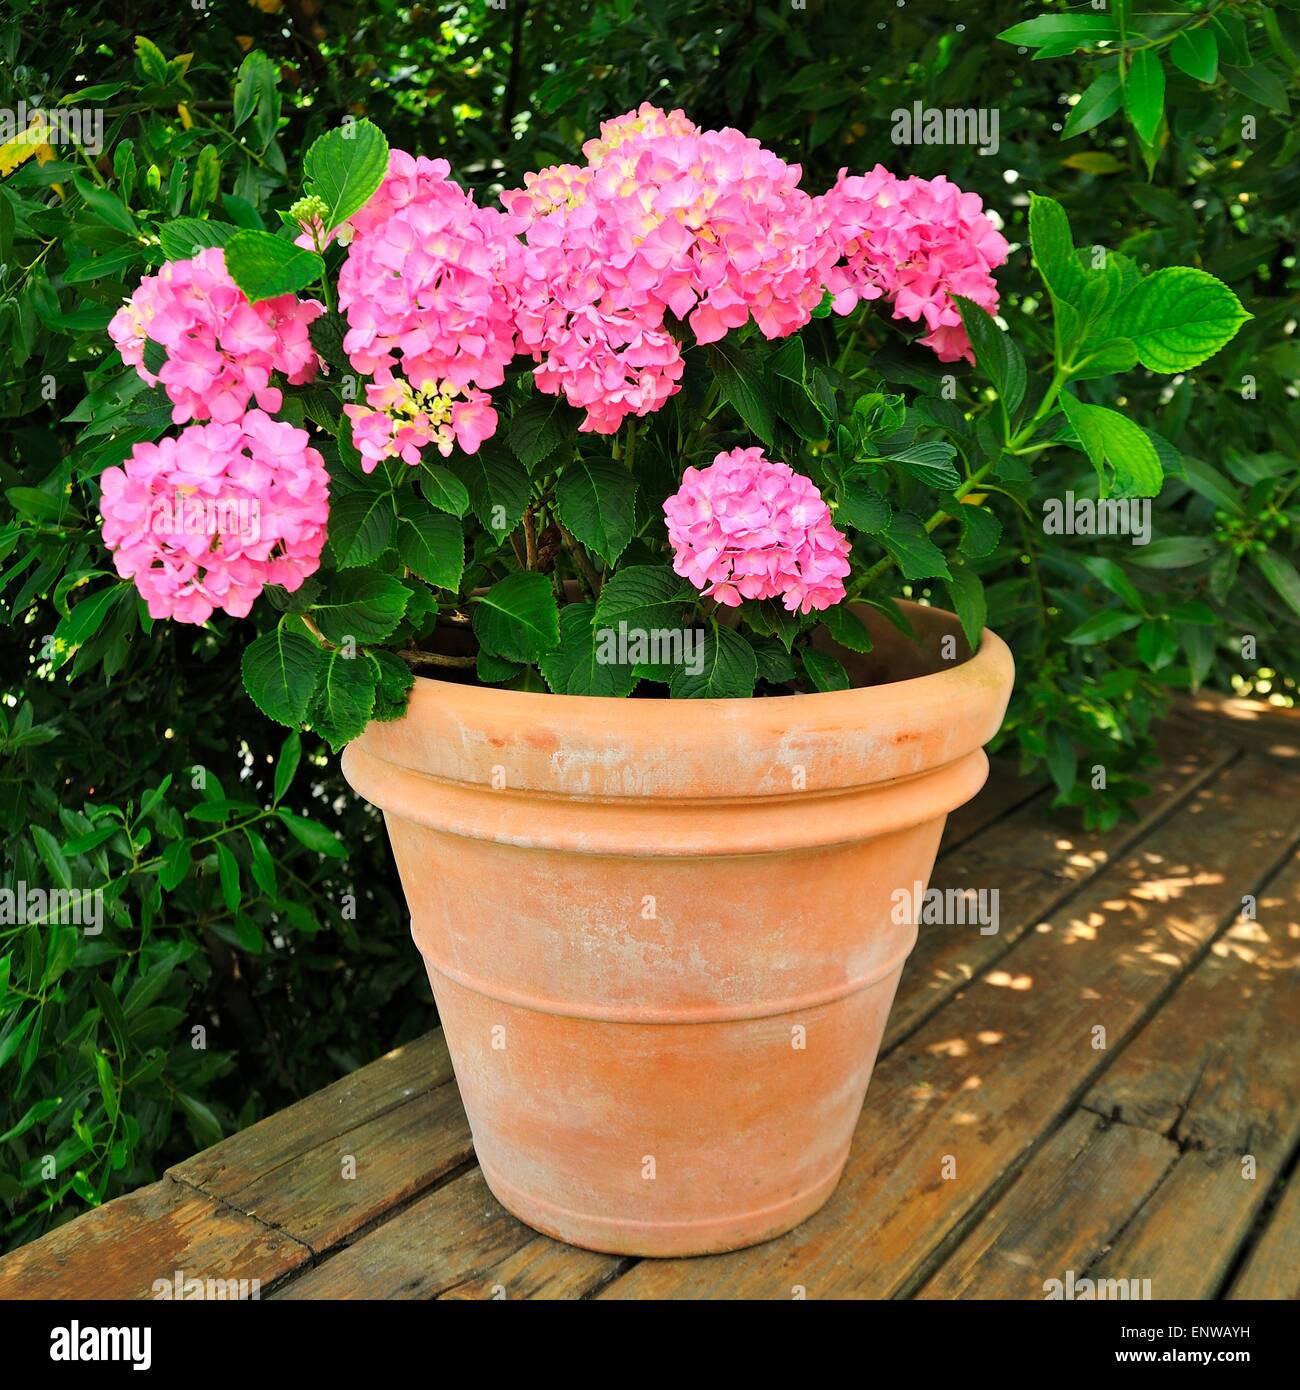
[837,476,891,533]
[508,393,573,470]
[241,628,323,726]
[303,119,390,229]
[396,500,464,590]
[958,506,1002,558]
[540,602,638,696]
[954,296,1026,414]
[555,459,637,566]
[819,603,873,653]
[1028,193,1087,308]
[945,566,986,650]
[800,647,849,692]
[1060,393,1163,498]
[884,439,961,490]
[328,490,395,569]
[882,513,951,581]
[453,442,530,541]
[309,648,377,750]
[710,341,776,446]
[418,462,471,517]
[311,574,411,644]
[669,626,757,699]
[472,571,560,663]
[223,229,323,303]
[594,564,694,633]
[1112,267,1250,372]
[158,218,239,260]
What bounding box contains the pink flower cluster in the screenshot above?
[502,105,840,434]
[335,151,523,465]
[816,167,1009,363]
[108,248,324,424]
[99,411,329,625]
[664,447,851,614]
[343,373,496,470]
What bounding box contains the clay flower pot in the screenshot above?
[341,600,1013,1257]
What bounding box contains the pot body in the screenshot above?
[342,602,1014,1256]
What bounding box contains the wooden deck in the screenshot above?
[3,696,1298,1301]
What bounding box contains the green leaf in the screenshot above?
[397,500,464,591]
[1060,393,1163,498]
[418,462,471,518]
[882,513,951,581]
[273,731,301,804]
[883,439,962,490]
[312,574,411,643]
[215,842,242,913]
[1255,550,1300,621]
[1170,29,1218,84]
[998,14,1118,49]
[669,626,757,699]
[472,572,561,663]
[945,566,986,650]
[241,628,323,726]
[452,443,530,541]
[1079,555,1148,614]
[710,341,776,446]
[594,564,694,633]
[800,647,850,692]
[958,506,1002,558]
[72,174,137,237]
[309,649,377,750]
[540,602,639,697]
[508,394,573,470]
[32,826,71,891]
[303,119,390,229]
[367,649,416,720]
[1046,726,1078,796]
[1112,268,1250,372]
[277,810,346,858]
[955,297,1026,414]
[1027,194,1087,308]
[836,476,891,534]
[819,603,873,653]
[1062,70,1123,138]
[223,230,324,303]
[1223,64,1290,114]
[1064,610,1143,644]
[555,459,637,566]
[0,1097,62,1146]
[1137,619,1178,672]
[1127,537,1218,569]
[328,490,395,569]
[50,586,126,671]
[94,1052,119,1125]
[1124,49,1166,146]
[244,828,277,895]
[176,1093,223,1148]
[189,145,221,216]
[159,838,193,892]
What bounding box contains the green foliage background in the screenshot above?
[1,0,1297,1249]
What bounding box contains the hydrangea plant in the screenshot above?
[89,105,1249,749]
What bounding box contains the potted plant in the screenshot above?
[91,107,1247,1255]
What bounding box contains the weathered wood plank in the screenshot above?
[0,1177,308,1300]
[229,1079,474,1252]
[916,1111,1178,1300]
[1165,693,1300,764]
[171,1030,453,1197]
[1227,1170,1300,1300]
[597,757,1300,1299]
[886,732,1233,1048]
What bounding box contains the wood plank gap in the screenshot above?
[165,1170,319,1260]
[897,816,1300,1298]
[1213,1128,1300,1299]
[880,745,1242,1057]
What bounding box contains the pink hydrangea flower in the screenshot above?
[503,108,840,434]
[664,447,852,614]
[336,150,522,408]
[108,248,325,425]
[816,167,1009,363]
[343,370,496,469]
[99,410,329,625]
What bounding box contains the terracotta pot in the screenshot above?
[342,600,1013,1257]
